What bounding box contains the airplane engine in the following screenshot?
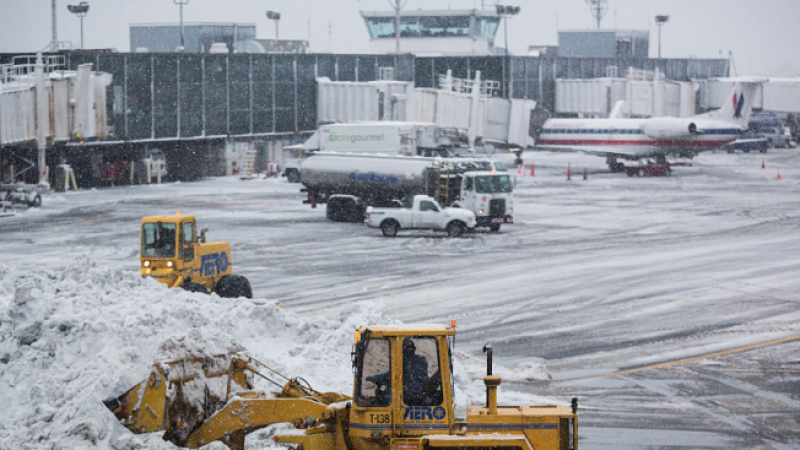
[641,118,699,139]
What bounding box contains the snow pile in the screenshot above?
[0,258,550,449]
[0,258,393,449]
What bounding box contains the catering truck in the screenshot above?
[300,153,514,232]
[283,122,469,182]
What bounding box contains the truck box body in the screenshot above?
[317,122,460,156]
[282,122,466,182]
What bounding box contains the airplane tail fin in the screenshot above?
[697,80,761,126]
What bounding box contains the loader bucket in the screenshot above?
[103,354,246,446]
[103,366,169,434]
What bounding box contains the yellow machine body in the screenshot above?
[139,214,232,291]
[105,325,578,450]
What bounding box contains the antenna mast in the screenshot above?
[585,0,608,29]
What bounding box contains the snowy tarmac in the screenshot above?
[1,148,799,449]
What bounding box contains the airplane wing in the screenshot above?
[534,144,662,159]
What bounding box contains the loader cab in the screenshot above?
[140,214,199,285]
[351,325,456,441]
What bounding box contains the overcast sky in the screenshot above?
[1,0,797,76]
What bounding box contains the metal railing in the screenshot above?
[0,54,65,84]
[437,73,500,97]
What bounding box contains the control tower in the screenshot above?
[360,9,502,56]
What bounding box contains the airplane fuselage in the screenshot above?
[537,118,744,158]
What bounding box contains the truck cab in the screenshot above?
[458,172,514,232]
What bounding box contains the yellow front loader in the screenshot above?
[104,324,578,450]
[140,213,252,298]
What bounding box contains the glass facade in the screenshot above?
[475,17,500,38]
[46,51,726,143]
[59,53,416,140]
[365,14,490,39]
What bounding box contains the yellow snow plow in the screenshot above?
[139,213,252,298]
[104,324,578,450]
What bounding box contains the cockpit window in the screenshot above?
[142,222,177,258]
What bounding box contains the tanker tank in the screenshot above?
[300,153,439,200]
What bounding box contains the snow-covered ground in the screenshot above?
[1,148,799,449]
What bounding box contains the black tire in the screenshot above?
[381,220,398,237]
[28,194,42,208]
[325,202,338,221]
[215,274,253,299]
[489,223,501,232]
[626,171,634,177]
[743,148,750,153]
[610,162,625,173]
[182,282,207,294]
[447,221,465,238]
[286,170,300,183]
[664,167,672,177]
[760,144,768,153]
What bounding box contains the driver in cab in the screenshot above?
[367,338,428,405]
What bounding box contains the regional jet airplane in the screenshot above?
[534,80,762,172]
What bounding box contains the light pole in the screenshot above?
[655,15,669,60]
[51,0,58,51]
[173,0,190,50]
[496,5,520,98]
[267,11,281,40]
[67,2,89,50]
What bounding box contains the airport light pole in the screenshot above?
[655,15,669,60]
[67,2,89,50]
[496,5,520,98]
[51,0,58,51]
[173,0,190,49]
[267,11,281,39]
[386,0,408,55]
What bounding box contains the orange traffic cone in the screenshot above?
[583,168,588,180]
[518,164,522,175]
[777,169,782,180]
[567,163,572,181]
[522,164,526,177]
[530,163,535,176]
[762,159,765,169]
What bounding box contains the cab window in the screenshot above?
[182,222,195,261]
[420,201,439,212]
[142,222,176,257]
[183,222,194,245]
[464,176,474,191]
[474,175,513,194]
[402,336,443,406]
[355,338,392,407]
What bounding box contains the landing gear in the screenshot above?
[606,156,625,173]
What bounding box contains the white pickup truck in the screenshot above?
[365,195,477,238]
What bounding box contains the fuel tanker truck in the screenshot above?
[300,153,514,232]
